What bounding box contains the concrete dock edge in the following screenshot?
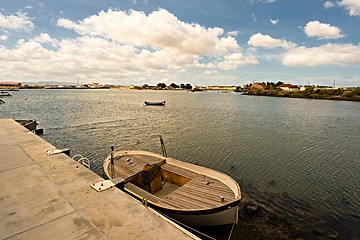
[0,119,196,240]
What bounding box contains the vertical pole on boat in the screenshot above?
[159,135,167,157]
[110,146,115,179]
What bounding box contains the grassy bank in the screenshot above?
[244,87,360,101]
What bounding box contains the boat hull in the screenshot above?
[144,101,165,106]
[124,187,240,226]
[16,120,38,131]
[165,205,239,227]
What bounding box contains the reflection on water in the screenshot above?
[1,89,360,238]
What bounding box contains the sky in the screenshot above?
[0,0,359,87]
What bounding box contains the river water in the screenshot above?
[1,89,359,239]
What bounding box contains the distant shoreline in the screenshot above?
[244,92,360,102]
[2,86,360,102]
[244,89,360,102]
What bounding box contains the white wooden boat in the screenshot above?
[103,137,241,227]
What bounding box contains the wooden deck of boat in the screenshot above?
[107,153,236,210]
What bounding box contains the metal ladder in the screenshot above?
[72,154,90,170]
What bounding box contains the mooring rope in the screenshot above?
[227,214,237,240]
[150,207,217,240]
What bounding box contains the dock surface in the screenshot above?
[0,119,195,240]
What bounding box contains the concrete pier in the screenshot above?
[0,119,196,239]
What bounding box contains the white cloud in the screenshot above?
[248,33,297,49]
[33,33,52,43]
[270,19,278,24]
[57,18,80,32]
[0,11,34,32]
[204,70,219,75]
[250,0,276,3]
[32,33,58,47]
[218,52,259,70]
[57,9,256,70]
[338,0,360,16]
[324,1,335,8]
[227,31,238,36]
[282,43,360,66]
[215,36,241,56]
[0,9,258,83]
[1,36,157,76]
[57,9,233,56]
[0,35,7,40]
[304,21,344,39]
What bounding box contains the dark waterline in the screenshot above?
[1,89,359,239]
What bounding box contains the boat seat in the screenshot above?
[140,164,163,194]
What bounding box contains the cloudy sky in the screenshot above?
[0,0,359,86]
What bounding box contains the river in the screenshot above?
[1,89,359,239]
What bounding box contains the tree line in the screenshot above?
[136,83,193,90]
[245,86,360,101]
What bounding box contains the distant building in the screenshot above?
[84,82,104,88]
[250,83,267,90]
[299,86,313,91]
[279,84,299,91]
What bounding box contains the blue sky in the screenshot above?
[0,0,359,86]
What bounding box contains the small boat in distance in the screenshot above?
[103,135,241,228]
[0,98,5,104]
[144,100,165,106]
[2,88,19,91]
[0,91,11,97]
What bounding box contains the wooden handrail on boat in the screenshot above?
[110,146,115,179]
[159,135,167,157]
[108,135,168,178]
